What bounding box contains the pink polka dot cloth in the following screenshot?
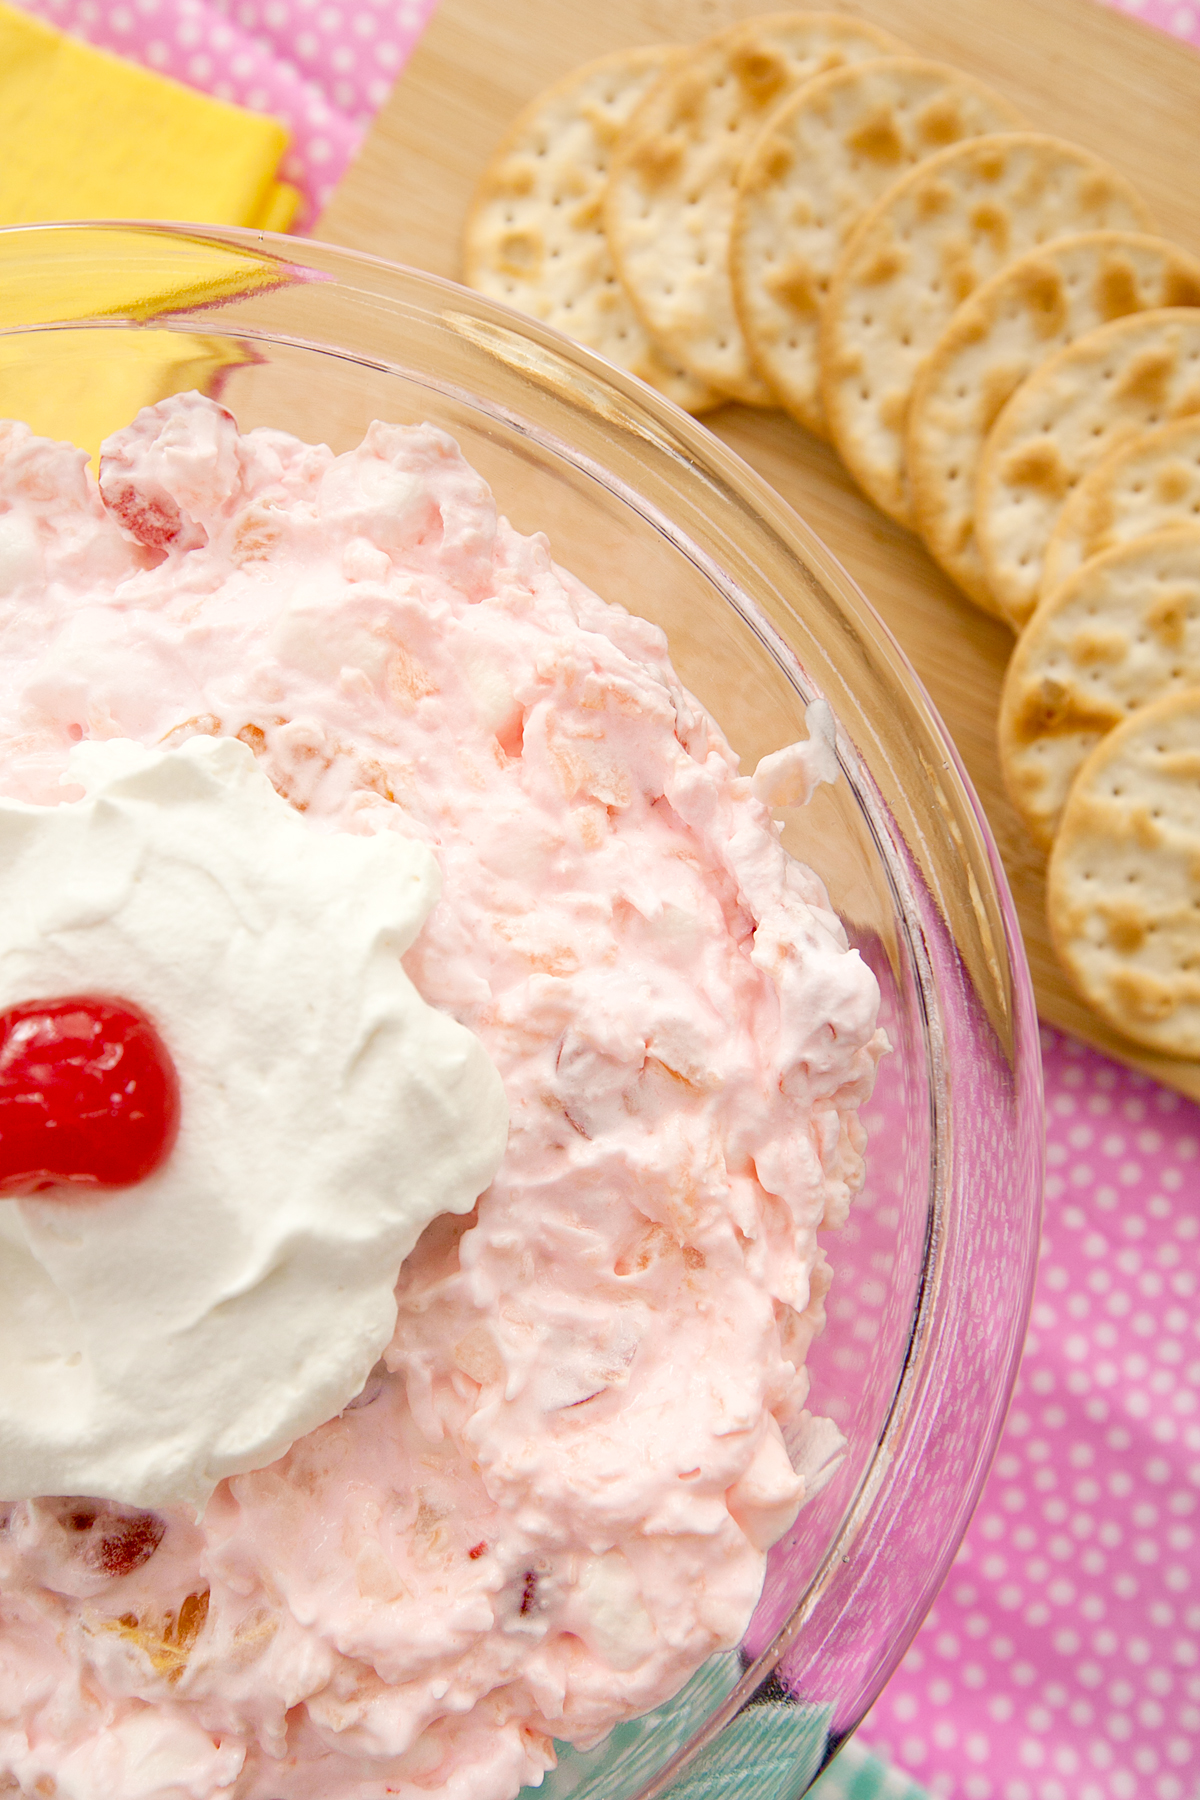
[849,1025,1200,1800]
[12,0,441,228]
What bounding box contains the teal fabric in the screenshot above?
[657,1695,832,1799]
[808,1737,932,1799]
[519,1653,929,1800]
[520,1653,744,1799]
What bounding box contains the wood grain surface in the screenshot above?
[317,0,1200,1099]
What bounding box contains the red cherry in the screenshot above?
[0,998,180,1196]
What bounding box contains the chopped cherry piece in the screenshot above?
[0,998,180,1194]
[49,1497,166,1576]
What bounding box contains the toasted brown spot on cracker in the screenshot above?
[669,74,707,130]
[846,108,905,164]
[880,388,911,434]
[1079,173,1122,212]
[1004,438,1072,498]
[1165,270,1200,308]
[768,258,820,315]
[970,201,1010,254]
[1145,586,1193,648]
[941,243,977,305]
[1154,462,1193,504]
[632,136,683,188]
[731,46,789,108]
[974,146,1008,182]
[1069,627,1129,665]
[915,96,966,147]
[1104,902,1150,955]
[1095,255,1139,320]
[860,243,908,285]
[751,137,794,190]
[1161,749,1200,779]
[1115,345,1175,408]
[497,229,542,276]
[1014,677,1122,743]
[1110,965,1177,1020]
[1015,263,1068,338]
[915,179,953,220]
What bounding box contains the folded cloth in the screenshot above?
[0,0,299,450]
[0,0,298,229]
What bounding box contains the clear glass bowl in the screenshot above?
[0,221,1044,1798]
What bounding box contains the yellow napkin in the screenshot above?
[0,1,302,450]
[0,3,300,230]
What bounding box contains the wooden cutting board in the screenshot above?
[317,0,1200,1100]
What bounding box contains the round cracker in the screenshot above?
[732,56,1024,437]
[819,133,1149,527]
[605,11,903,405]
[1042,413,1200,597]
[463,46,716,413]
[1048,685,1200,1059]
[1000,525,1200,849]
[976,309,1200,627]
[909,233,1200,616]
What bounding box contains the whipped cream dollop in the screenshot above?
[0,735,508,1512]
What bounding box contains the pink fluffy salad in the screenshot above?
[0,395,884,1800]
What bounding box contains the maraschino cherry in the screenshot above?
[0,998,180,1195]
